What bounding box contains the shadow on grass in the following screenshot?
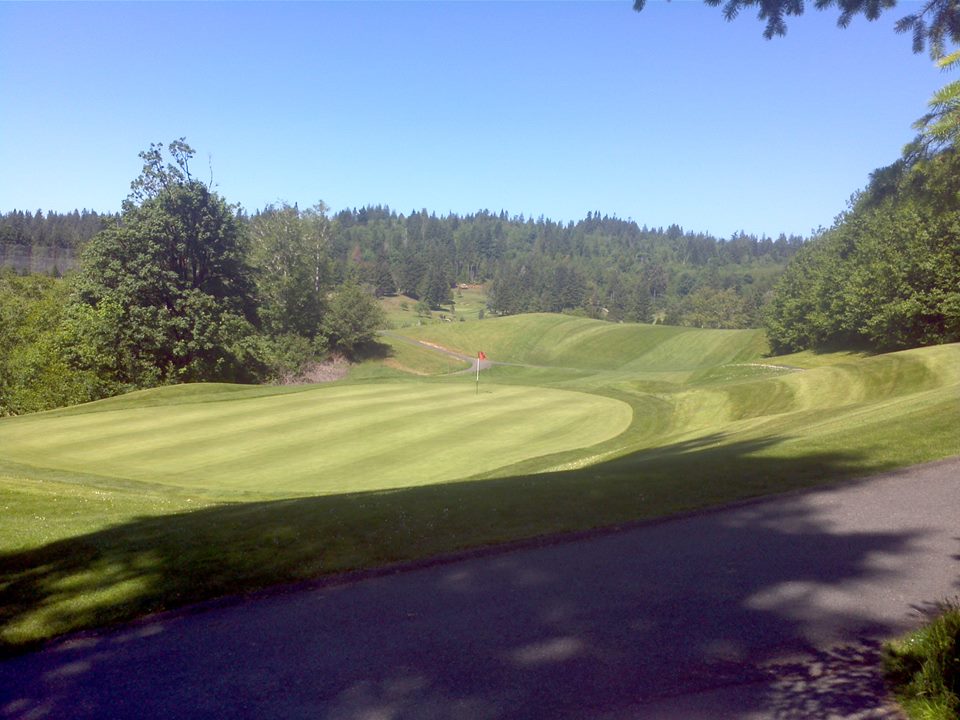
[2,438,956,718]
[350,339,392,362]
[0,436,899,653]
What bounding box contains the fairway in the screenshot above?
[2,316,958,654]
[402,313,768,374]
[0,383,632,495]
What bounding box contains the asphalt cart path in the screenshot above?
[2,458,959,719]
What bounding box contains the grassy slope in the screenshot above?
[379,287,488,328]
[1,314,958,653]
[401,313,767,373]
[375,335,471,375]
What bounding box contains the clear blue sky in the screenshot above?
[0,1,950,238]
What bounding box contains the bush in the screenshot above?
[323,282,386,357]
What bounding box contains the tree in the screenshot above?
[323,281,386,356]
[418,263,453,309]
[248,203,327,339]
[0,271,106,415]
[909,51,960,155]
[681,286,751,328]
[764,141,960,352]
[634,0,960,58]
[71,140,262,387]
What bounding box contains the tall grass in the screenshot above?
[884,603,960,720]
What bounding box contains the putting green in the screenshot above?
[0,383,632,495]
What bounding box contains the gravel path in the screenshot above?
[2,458,958,719]
[379,331,494,373]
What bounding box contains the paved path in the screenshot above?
[2,458,958,719]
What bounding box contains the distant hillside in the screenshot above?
[0,209,114,274]
[399,313,768,374]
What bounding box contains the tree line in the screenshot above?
[0,209,112,275]
[764,138,960,353]
[764,48,960,354]
[0,142,385,416]
[313,206,805,328]
[4,194,806,331]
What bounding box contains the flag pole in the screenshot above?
[476,352,480,395]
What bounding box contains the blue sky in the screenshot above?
[0,1,950,238]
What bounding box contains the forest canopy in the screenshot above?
[764,71,960,353]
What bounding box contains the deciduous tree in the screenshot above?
[71,140,261,387]
[323,281,386,356]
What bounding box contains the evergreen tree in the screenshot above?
[634,0,960,58]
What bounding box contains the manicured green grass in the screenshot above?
[0,383,631,496]
[1,314,958,654]
[400,313,768,375]
[884,603,960,720]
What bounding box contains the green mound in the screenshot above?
[400,313,768,373]
[634,344,960,460]
[0,382,632,496]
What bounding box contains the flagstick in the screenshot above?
[476,355,480,395]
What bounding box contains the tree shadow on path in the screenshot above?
[2,442,958,719]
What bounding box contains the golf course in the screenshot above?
[2,313,959,653]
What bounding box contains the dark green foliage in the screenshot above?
[333,207,799,327]
[248,203,330,339]
[765,149,960,353]
[635,0,960,59]
[0,208,112,250]
[0,209,113,274]
[323,281,387,356]
[71,141,262,388]
[247,202,386,363]
[418,262,453,309]
[884,603,960,720]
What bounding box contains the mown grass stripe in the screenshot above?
[0,383,631,495]
[81,386,475,468]
[1,384,460,462]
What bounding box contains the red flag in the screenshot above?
[478,351,487,360]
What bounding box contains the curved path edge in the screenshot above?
[2,457,959,719]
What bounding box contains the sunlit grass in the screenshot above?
[0,383,631,496]
[1,315,958,653]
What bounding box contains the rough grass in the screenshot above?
[376,336,471,375]
[378,287,488,328]
[1,314,958,653]
[884,603,960,720]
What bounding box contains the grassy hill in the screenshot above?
[401,313,768,373]
[1,313,958,653]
